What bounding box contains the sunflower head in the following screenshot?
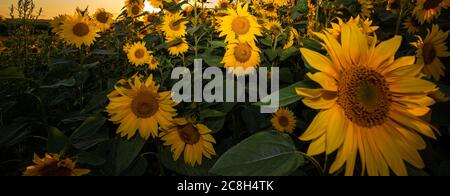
[413,0,449,24]
[297,22,438,176]
[160,118,216,167]
[93,8,114,31]
[271,108,297,133]
[23,153,90,176]
[50,14,68,35]
[60,15,99,48]
[218,3,262,43]
[126,2,144,17]
[222,40,261,76]
[387,0,401,14]
[403,16,421,34]
[106,75,177,140]
[148,55,159,70]
[161,12,188,38]
[166,36,189,57]
[411,24,450,81]
[124,41,152,66]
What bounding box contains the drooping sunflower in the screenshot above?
[93,8,114,31]
[358,0,374,18]
[106,75,178,140]
[271,108,297,133]
[50,14,68,34]
[264,19,283,37]
[124,41,152,66]
[160,118,216,167]
[218,3,262,43]
[222,40,261,76]
[148,55,159,70]
[411,25,450,81]
[166,36,189,57]
[23,153,90,176]
[413,0,450,24]
[161,12,188,38]
[283,27,299,49]
[403,16,421,34]
[297,23,438,176]
[126,2,144,17]
[60,15,99,48]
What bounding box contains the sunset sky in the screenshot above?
[0,0,217,19]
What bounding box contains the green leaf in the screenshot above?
[200,109,226,119]
[0,67,24,80]
[70,113,106,140]
[92,49,117,55]
[204,117,226,133]
[210,131,304,176]
[121,156,148,176]
[41,77,76,89]
[115,136,145,175]
[77,151,106,166]
[280,47,298,61]
[260,38,273,47]
[264,49,279,61]
[47,126,69,153]
[160,147,213,176]
[81,90,110,114]
[301,39,323,52]
[0,122,31,146]
[209,40,226,49]
[201,51,223,67]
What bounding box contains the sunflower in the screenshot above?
[126,2,144,17]
[218,3,262,43]
[271,108,297,133]
[264,19,283,37]
[60,15,99,48]
[216,0,230,9]
[358,0,374,18]
[124,41,152,66]
[413,0,450,24]
[387,0,401,14]
[307,0,317,36]
[149,0,163,8]
[327,16,379,41]
[160,118,216,167]
[23,153,90,176]
[106,75,178,140]
[297,22,438,176]
[148,55,159,70]
[284,27,299,49]
[50,15,68,34]
[30,45,40,54]
[93,8,114,31]
[411,25,450,81]
[166,36,189,57]
[161,12,188,38]
[403,16,421,34]
[222,40,261,76]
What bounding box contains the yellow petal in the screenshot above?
[300,48,337,78]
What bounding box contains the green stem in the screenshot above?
[395,3,405,35]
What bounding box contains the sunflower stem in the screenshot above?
[395,1,405,35]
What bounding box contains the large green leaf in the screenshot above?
[47,126,69,153]
[70,113,106,140]
[210,131,304,176]
[115,136,146,175]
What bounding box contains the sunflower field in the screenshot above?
[1,0,450,177]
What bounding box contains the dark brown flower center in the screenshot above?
[96,12,109,23]
[131,90,159,118]
[232,16,250,35]
[178,123,201,145]
[72,23,89,37]
[233,42,252,63]
[423,0,443,9]
[278,116,290,127]
[170,20,182,31]
[337,67,391,127]
[40,161,72,176]
[134,49,145,59]
[422,43,436,65]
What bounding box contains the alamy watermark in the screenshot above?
[171,59,280,113]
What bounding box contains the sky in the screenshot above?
[0,0,217,19]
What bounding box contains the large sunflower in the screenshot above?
[60,15,99,48]
[222,40,261,76]
[271,108,297,133]
[297,23,438,176]
[106,75,178,140]
[93,8,114,31]
[160,118,216,167]
[218,3,262,43]
[411,25,450,81]
[166,36,189,57]
[23,153,90,176]
[161,12,188,38]
[413,0,450,24]
[124,41,152,66]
